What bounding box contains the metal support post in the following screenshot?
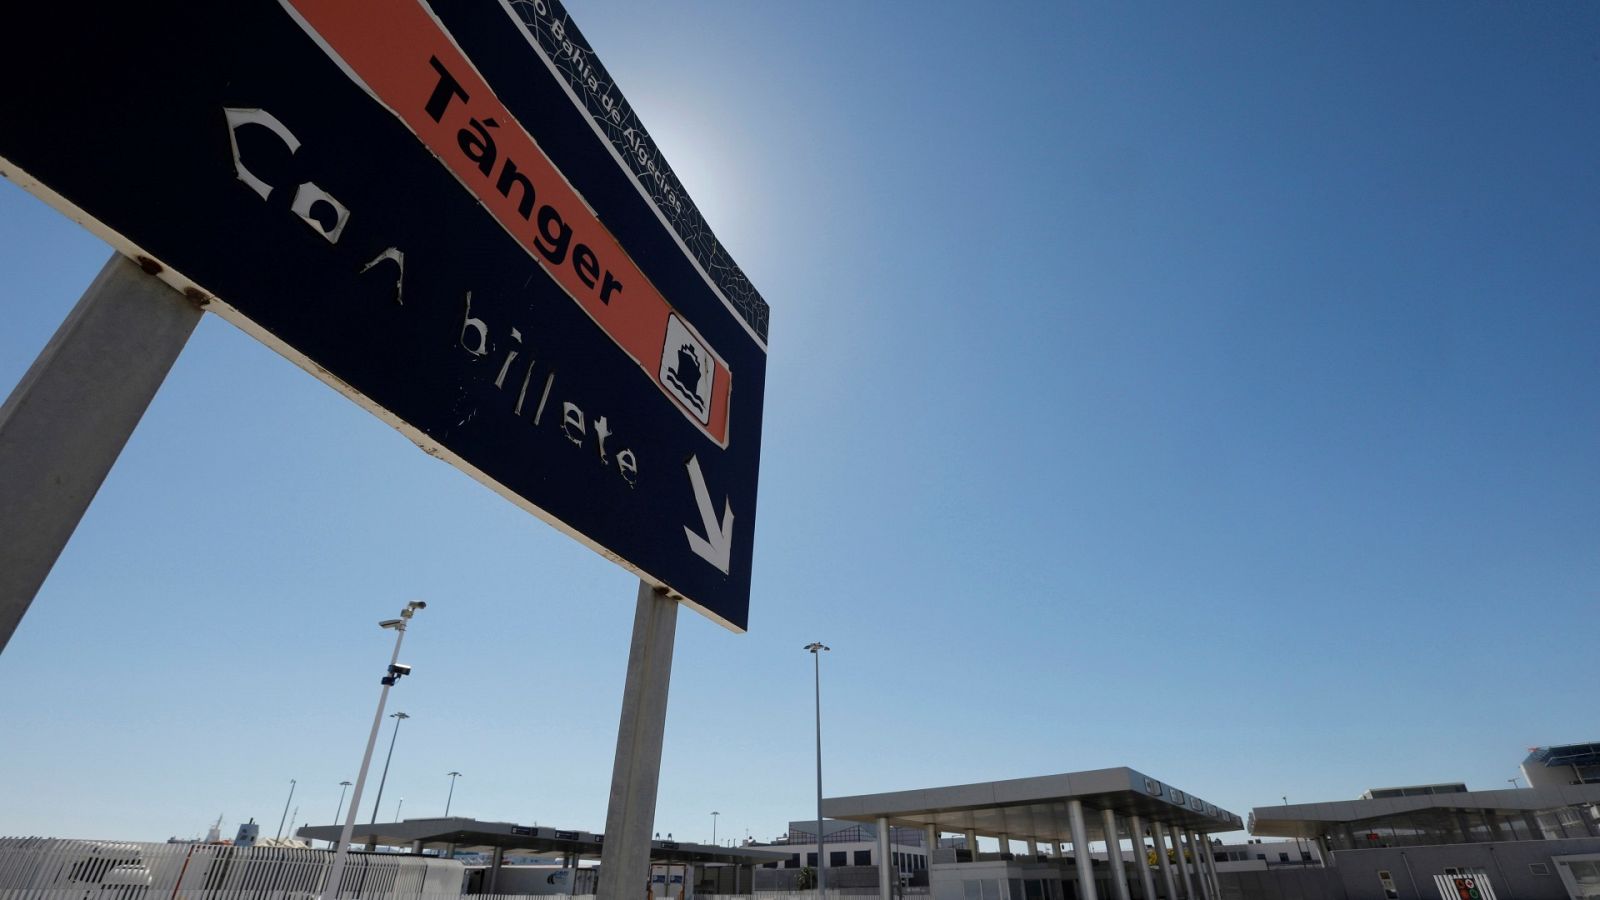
[1127,815,1157,900]
[488,847,505,894]
[1177,826,1203,896]
[1171,831,1195,900]
[877,816,893,900]
[1101,809,1131,900]
[0,253,202,655]
[597,583,679,900]
[1151,823,1178,900]
[1201,837,1221,899]
[1187,833,1211,900]
[1068,800,1099,900]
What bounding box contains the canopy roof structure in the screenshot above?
[296,818,785,867]
[821,767,1243,840]
[1249,783,1600,840]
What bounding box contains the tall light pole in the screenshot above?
[334,781,353,824]
[711,811,719,846]
[371,712,410,823]
[395,798,404,821]
[321,600,425,900]
[1283,796,1307,865]
[805,641,830,898]
[446,772,462,816]
[276,779,297,840]
[1508,777,1522,789]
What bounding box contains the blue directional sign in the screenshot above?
[0,0,768,630]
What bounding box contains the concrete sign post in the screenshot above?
[0,255,202,654]
[596,584,678,900]
[1,2,770,897]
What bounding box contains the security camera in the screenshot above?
[407,600,427,610]
[388,663,412,677]
[378,618,404,629]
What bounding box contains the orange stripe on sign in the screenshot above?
[281,0,731,445]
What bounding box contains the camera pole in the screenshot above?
[321,601,423,899]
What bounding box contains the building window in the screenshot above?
[785,856,797,869]
[962,880,1003,900]
[1279,853,1290,862]
[806,853,817,866]
[1529,863,1552,876]
[855,850,872,866]
[830,851,847,867]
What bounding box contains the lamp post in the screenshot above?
[1508,777,1522,789]
[334,781,353,826]
[395,798,404,821]
[334,782,353,824]
[805,641,830,899]
[371,711,411,824]
[330,781,353,851]
[711,811,719,846]
[320,600,425,900]
[1283,796,1307,865]
[276,779,297,840]
[446,772,462,816]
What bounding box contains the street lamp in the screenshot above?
[711,811,719,846]
[446,772,462,816]
[805,641,830,898]
[395,798,404,821]
[371,712,410,823]
[1283,796,1307,865]
[320,600,425,900]
[334,781,353,824]
[276,779,297,840]
[1508,777,1522,789]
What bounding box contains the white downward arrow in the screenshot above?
[683,455,734,574]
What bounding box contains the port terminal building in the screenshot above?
[1247,743,1600,900]
[803,767,1242,900]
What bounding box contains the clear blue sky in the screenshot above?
[2,1,1597,847]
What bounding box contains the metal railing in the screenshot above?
[0,839,930,900]
[0,838,462,900]
[732,892,928,898]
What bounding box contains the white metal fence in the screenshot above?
[703,894,926,900]
[0,838,464,900]
[0,840,913,900]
